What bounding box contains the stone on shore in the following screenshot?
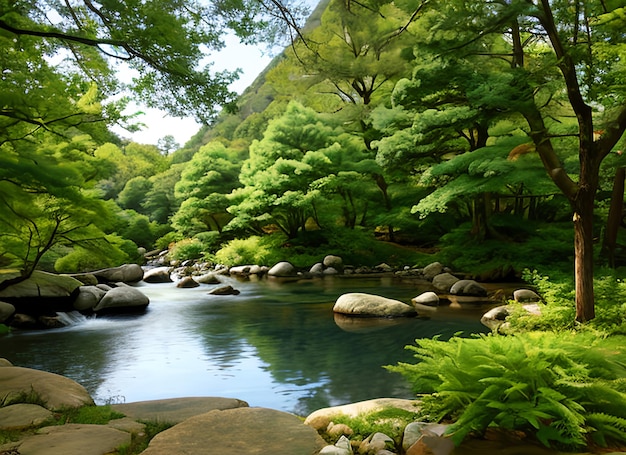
[0,364,94,410]
[0,270,82,299]
[432,273,459,292]
[3,423,131,455]
[449,279,488,297]
[513,288,542,303]
[112,397,249,424]
[304,398,420,431]
[140,407,327,455]
[333,293,416,317]
[268,261,297,277]
[0,404,54,430]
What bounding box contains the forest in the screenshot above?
[3,0,626,450]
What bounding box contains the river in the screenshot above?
[0,275,492,416]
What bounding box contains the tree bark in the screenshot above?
[573,187,596,322]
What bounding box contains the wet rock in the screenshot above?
[93,286,149,312]
[176,276,199,288]
[310,263,324,275]
[143,267,173,283]
[360,432,395,453]
[208,285,240,295]
[481,305,511,331]
[432,273,459,292]
[412,292,439,307]
[422,262,444,281]
[450,279,488,297]
[333,293,416,317]
[196,273,221,284]
[73,286,106,311]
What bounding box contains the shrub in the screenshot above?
[387,331,626,450]
[169,238,205,261]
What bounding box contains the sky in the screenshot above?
[111,34,275,146]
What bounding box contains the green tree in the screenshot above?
[172,142,243,236]
[400,0,626,321]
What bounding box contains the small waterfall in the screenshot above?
[56,311,90,327]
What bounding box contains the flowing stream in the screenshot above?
[0,275,492,416]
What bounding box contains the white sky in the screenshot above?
[111,34,275,146]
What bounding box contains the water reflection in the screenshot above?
[0,276,491,415]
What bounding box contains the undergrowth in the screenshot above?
[330,408,421,445]
[387,331,626,450]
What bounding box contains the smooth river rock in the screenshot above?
[140,407,327,455]
[333,293,416,317]
[92,264,145,284]
[0,270,82,299]
[0,364,94,410]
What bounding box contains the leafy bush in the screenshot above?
[387,332,626,450]
[436,220,573,278]
[169,238,205,261]
[508,268,626,335]
[54,236,137,273]
[214,235,282,266]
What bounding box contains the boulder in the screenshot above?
[111,397,249,424]
[143,267,173,283]
[176,276,199,288]
[0,403,54,430]
[402,422,449,452]
[480,305,510,331]
[0,300,15,322]
[208,285,240,295]
[375,263,394,272]
[140,407,327,455]
[449,279,488,297]
[304,398,420,431]
[229,265,252,275]
[93,286,149,312]
[323,255,343,273]
[196,273,221,284]
[323,267,339,275]
[360,432,395,453]
[268,261,296,277]
[0,365,94,410]
[422,262,444,281]
[333,293,416,317]
[8,423,131,455]
[406,433,455,455]
[73,286,106,311]
[432,273,459,292]
[0,271,82,299]
[92,264,144,284]
[309,263,324,275]
[9,313,38,329]
[412,292,439,307]
[513,288,542,303]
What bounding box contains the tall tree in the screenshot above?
[404,0,626,321]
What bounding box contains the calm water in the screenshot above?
[0,275,492,416]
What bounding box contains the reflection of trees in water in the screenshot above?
[192,279,488,414]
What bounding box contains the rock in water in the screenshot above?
[333,293,416,317]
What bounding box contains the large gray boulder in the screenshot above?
[140,407,327,455]
[268,261,296,277]
[422,262,444,281]
[333,293,416,317]
[0,301,15,322]
[73,286,107,311]
[0,364,94,410]
[432,273,460,292]
[93,286,149,312]
[143,267,173,283]
[323,255,344,273]
[0,271,82,299]
[0,403,54,430]
[449,279,488,297]
[92,264,144,284]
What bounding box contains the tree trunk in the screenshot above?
[573,189,596,322]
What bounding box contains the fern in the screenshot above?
[387,331,626,450]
